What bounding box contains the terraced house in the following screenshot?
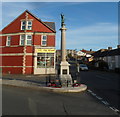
[92,46,120,71]
[0,10,56,74]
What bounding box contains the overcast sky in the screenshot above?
[1,2,119,51]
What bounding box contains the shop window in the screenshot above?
[41,35,47,46]
[37,53,54,68]
[6,36,11,46]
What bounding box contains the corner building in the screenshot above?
[0,10,56,74]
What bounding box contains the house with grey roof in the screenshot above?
[92,45,120,70]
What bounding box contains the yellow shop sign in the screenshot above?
[36,49,56,53]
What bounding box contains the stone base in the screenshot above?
[59,74,73,87]
[60,61,70,75]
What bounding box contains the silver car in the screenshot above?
[79,64,88,71]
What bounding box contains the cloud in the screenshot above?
[1,2,83,29]
[68,23,117,35]
[62,23,118,50]
[1,2,54,29]
[1,2,118,51]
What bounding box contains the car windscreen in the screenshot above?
[80,64,87,67]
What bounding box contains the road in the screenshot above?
[69,61,120,114]
[2,85,118,115]
[2,61,120,115]
[79,70,120,111]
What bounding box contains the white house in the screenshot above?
[92,45,120,70]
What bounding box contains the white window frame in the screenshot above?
[41,35,47,46]
[20,35,25,46]
[21,20,32,30]
[27,21,32,30]
[26,35,32,45]
[20,34,32,45]
[21,21,26,30]
[6,36,11,46]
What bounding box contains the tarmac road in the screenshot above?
[2,85,119,116]
[79,70,120,112]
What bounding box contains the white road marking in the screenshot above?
[109,107,120,113]
[101,100,109,106]
[109,107,115,111]
[91,92,96,96]
[95,96,103,100]
[87,89,120,115]
[87,89,92,93]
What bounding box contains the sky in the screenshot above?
[1,2,119,51]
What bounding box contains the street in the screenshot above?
[79,70,120,111]
[2,85,118,115]
[2,62,120,115]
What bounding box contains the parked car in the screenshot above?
[79,64,88,71]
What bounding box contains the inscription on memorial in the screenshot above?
[63,69,67,74]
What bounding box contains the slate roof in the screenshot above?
[92,48,120,57]
[108,48,120,56]
[44,22,55,31]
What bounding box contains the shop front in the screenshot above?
[34,48,56,74]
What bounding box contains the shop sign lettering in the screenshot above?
[36,49,55,53]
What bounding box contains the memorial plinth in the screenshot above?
[59,14,73,86]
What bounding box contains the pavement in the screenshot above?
[1,74,87,93]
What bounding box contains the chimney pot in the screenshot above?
[108,47,112,50]
[117,45,120,48]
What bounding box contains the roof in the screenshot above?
[25,10,56,33]
[44,22,55,31]
[108,48,120,56]
[92,48,120,57]
[1,10,56,33]
[81,49,95,54]
[76,51,86,56]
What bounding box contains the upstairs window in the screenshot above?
[6,36,11,46]
[21,20,32,30]
[20,35,32,45]
[42,35,47,46]
[21,21,26,30]
[26,35,32,45]
[27,21,32,30]
[20,35,25,45]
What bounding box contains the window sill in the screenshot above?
[41,45,47,47]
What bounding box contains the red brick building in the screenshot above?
[0,10,56,74]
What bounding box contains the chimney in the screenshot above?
[108,47,112,50]
[117,45,120,48]
[101,49,107,52]
[90,49,92,51]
